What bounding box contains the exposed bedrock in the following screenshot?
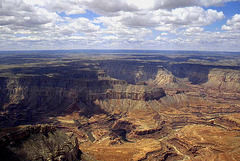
[166,125,240,161]
[86,84,165,101]
[0,76,164,105]
[213,114,240,130]
[0,124,81,161]
[98,60,240,91]
[98,60,209,84]
[147,67,185,90]
[0,74,165,127]
[98,60,159,84]
[167,63,210,84]
[203,68,240,93]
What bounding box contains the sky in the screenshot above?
[0,0,240,51]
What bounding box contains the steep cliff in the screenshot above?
[166,124,240,161]
[98,60,240,90]
[0,71,165,127]
[1,53,240,161]
[0,124,81,161]
[203,68,240,93]
[98,60,159,84]
[147,67,186,90]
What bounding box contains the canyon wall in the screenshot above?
[99,60,240,94]
[0,53,240,161]
[203,68,240,92]
[0,74,165,127]
[0,124,81,161]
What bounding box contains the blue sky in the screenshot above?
[0,0,240,51]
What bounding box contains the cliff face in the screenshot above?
[203,68,240,93]
[99,60,209,85]
[167,63,211,84]
[0,124,81,161]
[88,84,165,101]
[1,53,240,161]
[99,60,240,89]
[166,125,240,161]
[99,60,159,84]
[147,67,185,90]
[0,73,165,127]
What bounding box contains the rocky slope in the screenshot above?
[98,60,159,84]
[0,70,165,127]
[98,59,240,90]
[0,124,81,161]
[0,53,240,161]
[166,124,240,161]
[203,68,240,93]
[86,84,165,101]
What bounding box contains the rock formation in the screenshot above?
[203,68,240,92]
[0,52,240,161]
[166,125,240,161]
[0,124,81,161]
[0,73,165,127]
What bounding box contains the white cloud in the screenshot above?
[0,16,15,25]
[0,0,60,29]
[103,36,118,40]
[157,7,224,27]
[79,0,239,14]
[172,27,240,51]
[80,0,136,15]
[198,0,239,7]
[155,36,168,41]
[95,7,224,30]
[161,32,168,35]
[23,0,86,15]
[186,27,204,33]
[64,18,100,32]
[0,0,239,51]
[94,16,153,36]
[0,0,100,38]
[222,14,240,31]
[128,37,144,42]
[155,26,173,31]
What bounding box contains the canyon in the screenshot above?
[0,51,240,161]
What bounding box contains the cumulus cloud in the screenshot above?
[0,16,15,26]
[198,0,239,7]
[79,0,239,14]
[23,0,86,15]
[222,14,240,31]
[59,18,100,33]
[0,0,239,51]
[153,0,240,10]
[103,36,118,40]
[155,36,168,41]
[185,27,204,33]
[80,0,136,14]
[161,33,168,35]
[0,0,100,38]
[155,26,173,32]
[0,0,60,30]
[94,16,152,36]
[95,7,224,29]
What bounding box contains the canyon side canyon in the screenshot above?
[0,51,240,161]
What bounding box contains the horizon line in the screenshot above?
[0,49,239,53]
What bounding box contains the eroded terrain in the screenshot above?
[0,51,240,161]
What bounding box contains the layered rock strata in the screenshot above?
[86,84,165,101]
[166,125,240,161]
[203,68,240,93]
[0,74,165,127]
[0,124,81,161]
